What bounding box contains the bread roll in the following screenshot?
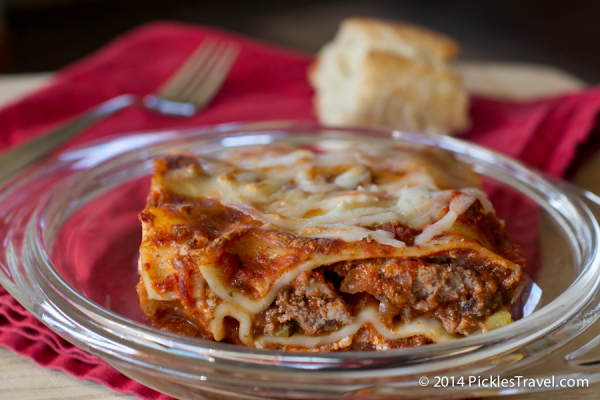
[309,18,470,135]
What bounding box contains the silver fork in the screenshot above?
[0,39,239,183]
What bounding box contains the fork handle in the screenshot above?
[0,94,139,184]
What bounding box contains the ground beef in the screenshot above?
[332,254,515,335]
[264,270,353,336]
[379,221,421,246]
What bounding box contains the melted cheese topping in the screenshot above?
[414,189,491,245]
[307,226,407,248]
[165,144,490,243]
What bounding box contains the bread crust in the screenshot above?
[355,51,469,133]
[341,18,460,62]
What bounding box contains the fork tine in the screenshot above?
[188,44,239,108]
[157,39,217,100]
[175,42,229,104]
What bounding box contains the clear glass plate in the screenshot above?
[1,122,600,399]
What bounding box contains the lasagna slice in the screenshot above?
[137,142,526,351]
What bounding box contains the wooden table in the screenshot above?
[0,63,595,399]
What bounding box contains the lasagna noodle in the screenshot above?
[256,305,457,348]
[141,237,519,314]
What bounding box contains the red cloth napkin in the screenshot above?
[1,21,600,399]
